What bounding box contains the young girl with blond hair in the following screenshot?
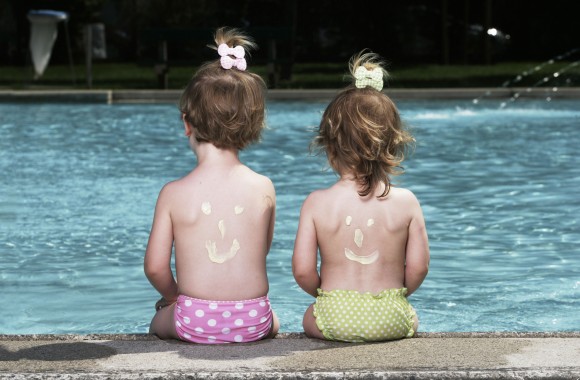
[292,51,430,342]
[145,27,279,344]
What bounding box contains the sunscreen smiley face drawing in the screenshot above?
[344,216,379,265]
[202,202,245,264]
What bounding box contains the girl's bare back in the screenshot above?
[305,180,424,294]
[167,163,275,301]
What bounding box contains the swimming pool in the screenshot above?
[0,98,578,334]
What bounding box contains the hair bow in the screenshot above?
[218,43,247,71]
[354,66,383,91]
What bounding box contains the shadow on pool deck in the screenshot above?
[1,332,579,379]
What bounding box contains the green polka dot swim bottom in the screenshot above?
[313,288,416,342]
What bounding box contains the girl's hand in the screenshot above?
[155,297,176,311]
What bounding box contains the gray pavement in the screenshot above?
[1,333,579,379]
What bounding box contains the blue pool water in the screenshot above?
[0,98,579,334]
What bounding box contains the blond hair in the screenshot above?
[313,51,415,198]
[179,27,266,150]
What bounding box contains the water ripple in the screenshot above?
[0,100,578,333]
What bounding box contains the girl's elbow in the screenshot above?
[292,266,306,282]
[415,262,429,281]
[292,266,315,285]
[421,262,430,276]
[144,260,162,280]
[406,261,429,281]
[291,259,303,279]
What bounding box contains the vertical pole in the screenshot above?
[463,0,469,64]
[281,0,297,81]
[484,0,492,65]
[156,40,168,89]
[85,24,93,89]
[267,38,277,88]
[64,19,76,85]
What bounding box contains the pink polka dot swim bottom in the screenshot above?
[174,294,273,344]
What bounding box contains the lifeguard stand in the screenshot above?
[27,10,75,83]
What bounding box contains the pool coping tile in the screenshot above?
[1,333,579,379]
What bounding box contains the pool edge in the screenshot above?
[1,331,579,340]
[1,333,579,380]
[1,87,580,103]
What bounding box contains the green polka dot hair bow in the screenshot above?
[354,66,383,91]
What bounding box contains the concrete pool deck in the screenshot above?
[1,87,580,103]
[1,333,579,379]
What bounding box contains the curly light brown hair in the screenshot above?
[179,27,266,150]
[313,51,415,198]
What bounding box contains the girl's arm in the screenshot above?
[265,179,276,254]
[404,193,430,296]
[144,185,179,303]
[292,194,321,297]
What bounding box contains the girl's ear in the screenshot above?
[182,114,192,137]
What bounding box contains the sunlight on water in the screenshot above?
[0,99,579,333]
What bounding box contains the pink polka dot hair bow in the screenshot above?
[218,43,247,71]
[354,66,383,91]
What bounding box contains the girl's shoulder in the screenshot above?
[304,185,337,203]
[156,177,192,204]
[386,187,423,212]
[388,186,416,199]
[239,165,275,193]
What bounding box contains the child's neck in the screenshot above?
[338,172,356,182]
[195,142,240,167]
[336,174,359,192]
